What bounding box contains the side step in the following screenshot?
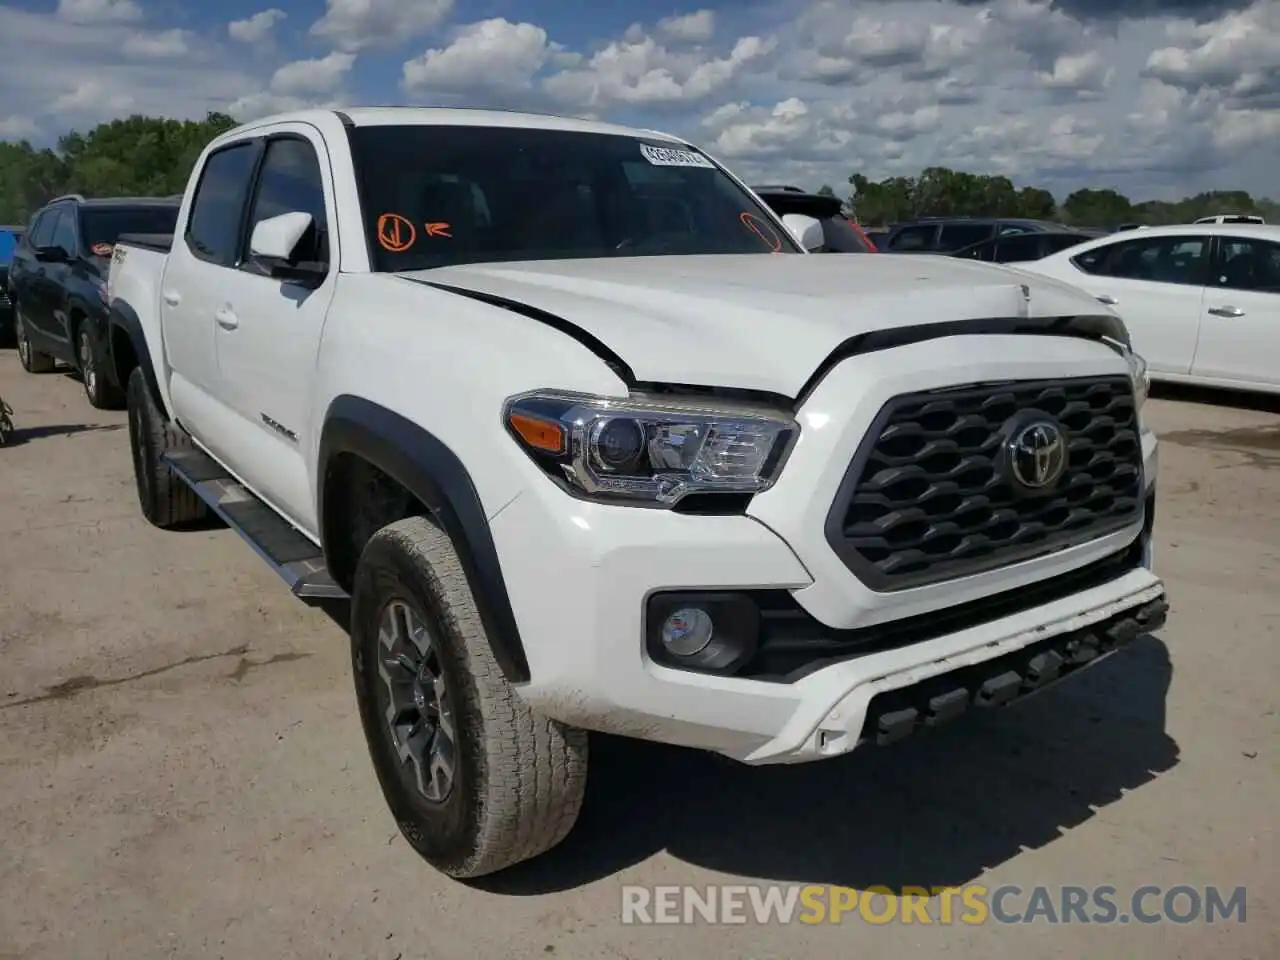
[162,448,348,601]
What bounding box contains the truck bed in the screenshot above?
[117,232,173,253]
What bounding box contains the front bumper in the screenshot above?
[490,337,1163,764]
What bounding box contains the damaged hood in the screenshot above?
[401,253,1115,397]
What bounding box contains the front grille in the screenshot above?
[825,375,1143,591]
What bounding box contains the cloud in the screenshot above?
[402,19,555,96]
[1142,1,1280,106]
[270,52,357,96]
[1037,49,1114,97]
[0,6,260,130]
[122,28,192,59]
[657,10,716,43]
[309,0,453,53]
[543,32,778,110]
[229,9,287,45]
[0,115,42,140]
[0,0,1276,206]
[55,0,141,24]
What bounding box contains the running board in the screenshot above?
[162,448,348,600]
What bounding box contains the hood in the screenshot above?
[402,254,1113,397]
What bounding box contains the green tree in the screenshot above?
[0,112,237,223]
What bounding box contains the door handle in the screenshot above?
[1207,305,1244,318]
[1095,294,1117,305]
[214,305,239,330]
[162,290,181,306]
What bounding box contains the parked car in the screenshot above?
[1194,214,1265,225]
[7,194,179,407]
[751,186,877,252]
[0,224,22,345]
[950,228,1103,264]
[1016,223,1280,394]
[107,106,1163,880]
[882,217,1065,254]
[861,225,892,249]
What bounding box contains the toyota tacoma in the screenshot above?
[105,107,1167,879]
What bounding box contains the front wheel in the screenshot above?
[350,515,588,879]
[78,324,125,409]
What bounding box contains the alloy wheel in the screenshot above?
[375,598,457,803]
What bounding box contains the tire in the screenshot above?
[14,311,56,373]
[78,323,125,410]
[125,366,208,528]
[350,515,588,879]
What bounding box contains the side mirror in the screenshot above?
[34,245,68,263]
[249,211,326,286]
[781,214,825,252]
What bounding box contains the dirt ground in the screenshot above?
[0,353,1276,960]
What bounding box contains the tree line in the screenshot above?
[1,112,1274,229]
[0,113,238,224]
[823,167,1278,228]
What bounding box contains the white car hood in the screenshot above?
[402,254,1113,397]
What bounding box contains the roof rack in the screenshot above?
[47,193,86,205]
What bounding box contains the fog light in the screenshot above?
[645,592,761,675]
[661,607,714,657]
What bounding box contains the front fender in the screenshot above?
[318,395,532,683]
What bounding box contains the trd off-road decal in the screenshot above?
[638,143,715,168]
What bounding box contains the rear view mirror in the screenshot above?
[781,214,825,252]
[250,211,313,262]
[249,211,326,287]
[34,245,68,263]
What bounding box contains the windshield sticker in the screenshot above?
[739,212,783,252]
[639,143,715,169]
[91,242,114,257]
[376,213,416,252]
[424,222,452,238]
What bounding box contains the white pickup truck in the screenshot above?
[106,106,1167,879]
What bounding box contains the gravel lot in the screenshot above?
[0,352,1276,960]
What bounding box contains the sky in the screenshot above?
[0,0,1276,202]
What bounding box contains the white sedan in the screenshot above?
[1017,223,1280,395]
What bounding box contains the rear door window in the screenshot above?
[888,224,937,250]
[937,223,995,251]
[185,140,261,267]
[994,235,1043,262]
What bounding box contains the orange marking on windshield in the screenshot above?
[377,213,416,252]
[740,212,782,252]
[425,222,452,238]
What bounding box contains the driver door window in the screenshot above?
[242,136,329,271]
[50,207,77,258]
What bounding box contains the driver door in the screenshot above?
[210,126,339,535]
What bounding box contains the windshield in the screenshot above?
[348,124,801,272]
[80,206,179,254]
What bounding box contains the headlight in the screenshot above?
[503,391,799,506]
[1125,349,1149,411]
